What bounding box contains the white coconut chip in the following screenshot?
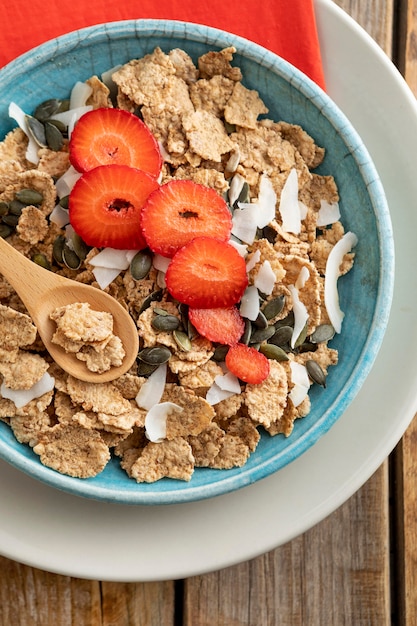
[279,168,301,234]
[295,266,310,290]
[289,361,310,407]
[228,172,246,205]
[324,231,358,333]
[145,401,183,443]
[50,106,92,137]
[317,199,341,227]
[231,203,259,244]
[228,238,248,257]
[1,372,55,409]
[90,248,139,289]
[206,383,235,406]
[69,81,93,109]
[91,266,122,290]
[135,363,167,411]
[214,372,242,394]
[8,102,39,164]
[55,166,82,198]
[246,249,261,273]
[256,175,277,228]
[239,285,260,321]
[288,284,309,348]
[153,254,171,273]
[49,204,70,228]
[254,260,276,295]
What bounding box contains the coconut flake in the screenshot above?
[91,266,122,290]
[231,203,259,244]
[317,199,341,227]
[246,249,261,273]
[8,102,39,164]
[135,363,167,411]
[295,266,310,290]
[239,285,260,321]
[289,361,310,407]
[89,248,137,270]
[206,383,235,406]
[254,260,276,295]
[324,231,358,333]
[1,372,55,409]
[215,372,242,394]
[144,401,183,443]
[256,175,277,228]
[55,166,82,198]
[228,173,246,205]
[50,106,92,137]
[279,168,301,234]
[153,254,171,273]
[228,238,248,257]
[70,81,93,109]
[288,284,309,348]
[49,204,70,228]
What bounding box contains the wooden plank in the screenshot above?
[101,581,176,626]
[183,464,390,626]
[332,0,394,56]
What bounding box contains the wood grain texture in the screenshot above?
[333,0,394,55]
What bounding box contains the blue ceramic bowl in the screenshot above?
[0,20,394,504]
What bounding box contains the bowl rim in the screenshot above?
[0,19,395,505]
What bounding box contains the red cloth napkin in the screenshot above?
[0,0,325,88]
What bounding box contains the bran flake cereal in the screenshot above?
[0,46,357,483]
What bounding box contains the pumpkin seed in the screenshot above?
[274,310,294,329]
[59,195,70,210]
[138,346,171,365]
[260,343,289,362]
[153,307,170,316]
[138,289,163,314]
[269,325,293,347]
[34,98,64,121]
[212,345,229,362]
[152,314,180,331]
[45,121,64,151]
[130,250,152,280]
[71,232,89,261]
[253,310,268,330]
[294,320,309,349]
[15,188,43,206]
[0,224,13,238]
[249,326,276,344]
[0,202,9,216]
[263,295,285,320]
[240,319,252,345]
[261,224,277,243]
[32,253,51,270]
[306,359,327,387]
[8,200,25,216]
[187,318,199,341]
[224,121,236,134]
[309,323,335,344]
[136,360,159,377]
[173,329,192,352]
[62,245,81,270]
[26,115,47,147]
[2,214,19,227]
[46,118,67,133]
[52,235,66,264]
[297,341,318,354]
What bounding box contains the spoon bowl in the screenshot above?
[0,236,139,382]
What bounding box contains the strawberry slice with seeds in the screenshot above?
[141,180,232,257]
[188,306,245,345]
[69,108,162,177]
[165,237,248,308]
[69,164,159,250]
[225,343,270,384]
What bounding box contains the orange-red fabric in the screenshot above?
[0,0,325,88]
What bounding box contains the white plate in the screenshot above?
[0,0,416,581]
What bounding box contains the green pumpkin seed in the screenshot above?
[26,115,47,148]
[297,341,318,354]
[224,121,236,134]
[45,121,64,151]
[0,202,9,216]
[274,310,294,329]
[187,318,199,341]
[71,232,89,261]
[240,319,252,345]
[253,310,268,330]
[8,200,25,216]
[15,188,44,206]
[294,321,309,349]
[32,253,51,270]
[260,343,289,362]
[309,324,335,344]
[152,314,180,331]
[46,119,67,133]
[212,345,229,362]
[59,195,70,210]
[2,214,19,227]
[0,224,13,238]
[306,359,327,387]
[34,98,64,121]
[138,289,163,314]
[263,295,285,320]
[249,325,276,344]
[130,250,152,280]
[62,245,81,270]
[52,235,66,264]
[269,325,293,347]
[173,329,192,352]
[138,346,171,365]
[136,360,159,377]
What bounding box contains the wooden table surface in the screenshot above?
[1,1,416,624]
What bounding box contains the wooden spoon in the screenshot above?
[0,236,139,383]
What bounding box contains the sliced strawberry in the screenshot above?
[69,164,159,250]
[69,108,162,177]
[188,306,245,345]
[165,237,248,308]
[225,343,270,384]
[141,180,232,257]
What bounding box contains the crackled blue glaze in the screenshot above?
[0,21,394,505]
